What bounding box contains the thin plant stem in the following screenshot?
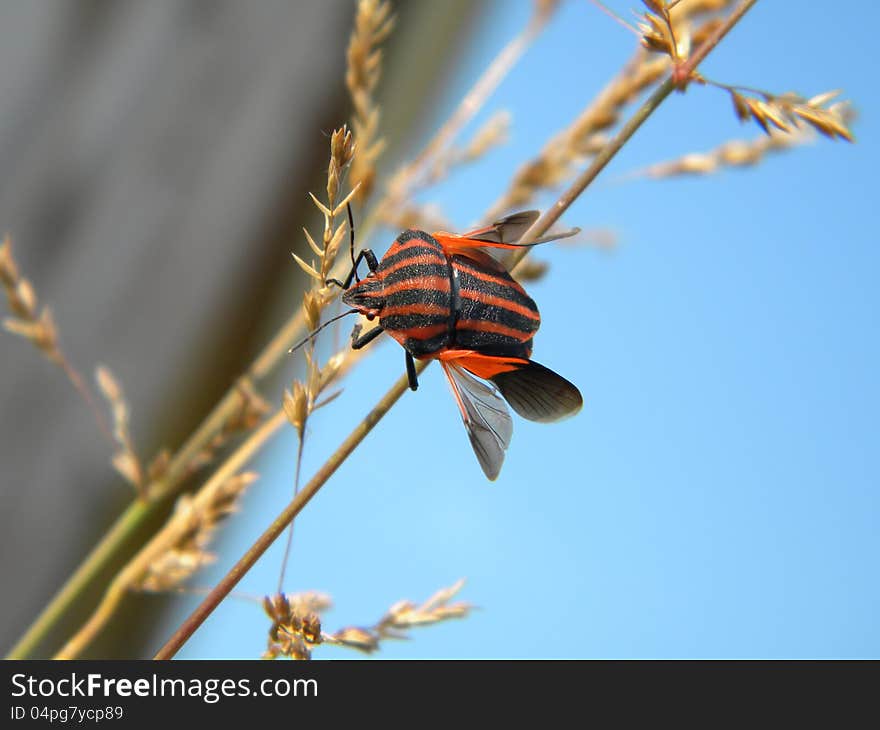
[57,359,114,444]
[672,0,757,86]
[153,0,756,659]
[276,431,306,594]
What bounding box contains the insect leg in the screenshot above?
[405,351,419,391]
[350,323,384,350]
[327,248,379,290]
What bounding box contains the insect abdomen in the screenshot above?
[377,230,453,357]
[452,254,539,358]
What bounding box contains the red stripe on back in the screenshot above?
[398,323,448,340]
[380,303,449,317]
[378,276,450,296]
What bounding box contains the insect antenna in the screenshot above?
[347,201,359,283]
[288,309,359,354]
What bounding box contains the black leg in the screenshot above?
[351,324,384,350]
[405,351,418,391]
[332,248,378,290]
[326,203,379,290]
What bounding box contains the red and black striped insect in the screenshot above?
[321,210,582,480]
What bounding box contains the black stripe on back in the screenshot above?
[383,262,449,286]
[381,313,450,331]
[455,332,533,358]
[454,266,536,311]
[385,286,452,310]
[456,299,539,336]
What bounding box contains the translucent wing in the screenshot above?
[462,210,540,244]
[440,361,513,481]
[434,210,580,256]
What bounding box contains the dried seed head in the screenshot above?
[263,591,324,660]
[147,448,172,482]
[325,626,380,654]
[346,0,395,203]
[727,87,854,142]
[283,381,309,437]
[327,127,356,207]
[0,236,19,286]
[318,351,346,393]
[96,365,143,490]
[331,124,356,169]
[487,51,667,219]
[321,222,348,279]
[291,253,322,283]
[302,290,321,332]
[328,125,356,204]
[138,473,256,592]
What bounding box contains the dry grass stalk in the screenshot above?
[280,126,358,591]
[346,0,395,204]
[95,366,144,493]
[375,112,511,230]
[421,110,511,190]
[185,379,271,476]
[486,52,668,220]
[285,125,357,441]
[1,236,115,442]
[136,472,257,593]
[639,0,684,61]
[2,236,62,362]
[373,0,558,236]
[639,0,736,61]
[487,0,739,220]
[721,86,854,142]
[264,580,471,659]
[630,126,814,179]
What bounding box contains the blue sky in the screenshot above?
[166,1,879,658]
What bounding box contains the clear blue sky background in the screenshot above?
[166,1,879,658]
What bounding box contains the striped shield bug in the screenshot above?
[309,209,583,480]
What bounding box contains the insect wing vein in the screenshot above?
[441,361,512,481]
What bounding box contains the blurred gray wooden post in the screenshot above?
[0,0,480,657]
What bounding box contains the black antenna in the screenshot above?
[288,309,359,355]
